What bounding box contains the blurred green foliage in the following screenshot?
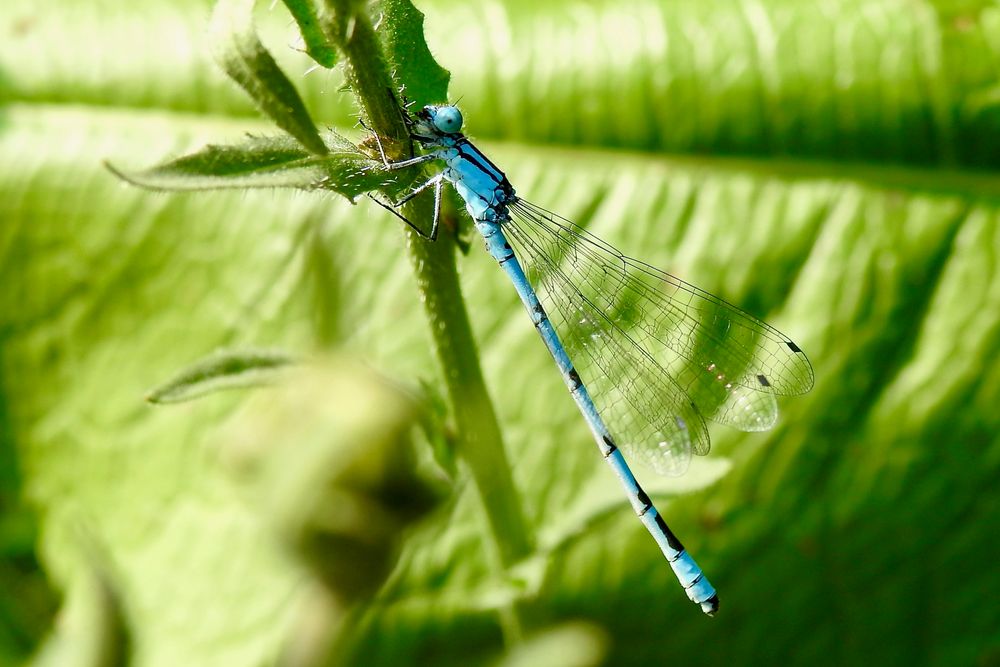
[1,0,999,666]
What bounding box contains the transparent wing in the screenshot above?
[503,212,708,477]
[506,198,814,435]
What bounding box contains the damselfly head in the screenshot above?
[413,105,464,140]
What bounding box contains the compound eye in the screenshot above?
[432,106,463,133]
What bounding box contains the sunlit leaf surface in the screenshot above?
[1,0,999,665]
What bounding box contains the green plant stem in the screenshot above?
[321,0,533,582]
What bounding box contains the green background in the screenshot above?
[2,0,999,664]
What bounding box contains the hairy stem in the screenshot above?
[321,0,533,582]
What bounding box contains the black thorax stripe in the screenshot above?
[455,137,509,188]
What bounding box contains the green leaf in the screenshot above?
[374,0,451,107]
[496,622,607,667]
[210,0,328,155]
[105,130,399,201]
[32,554,132,667]
[220,360,438,605]
[281,0,338,69]
[414,377,459,480]
[145,348,296,404]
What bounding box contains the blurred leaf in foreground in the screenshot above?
[221,359,438,604]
